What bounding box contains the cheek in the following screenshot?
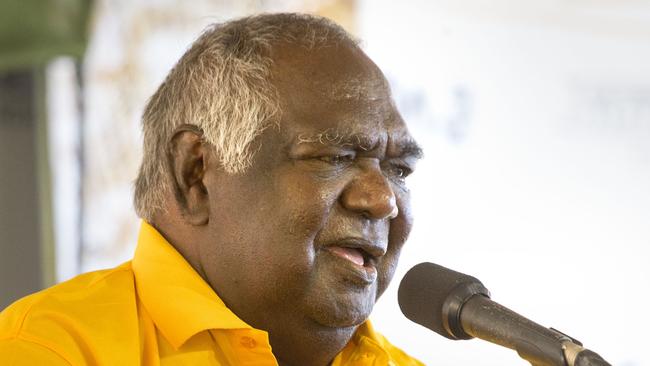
[390,190,414,250]
[280,174,341,240]
[250,178,341,299]
[285,199,326,240]
[259,177,338,267]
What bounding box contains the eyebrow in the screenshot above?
[297,129,376,150]
[397,140,424,160]
[295,129,424,159]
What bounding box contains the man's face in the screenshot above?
[199,42,421,331]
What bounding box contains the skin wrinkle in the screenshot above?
[297,128,373,151]
[319,77,385,102]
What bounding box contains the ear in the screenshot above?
[167,128,210,225]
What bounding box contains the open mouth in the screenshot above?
[323,237,385,269]
[327,246,369,267]
[321,237,386,286]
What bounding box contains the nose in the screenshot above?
[340,165,398,220]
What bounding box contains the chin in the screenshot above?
[306,294,376,329]
[312,311,369,329]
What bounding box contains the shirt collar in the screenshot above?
[131,221,252,349]
[352,320,390,354]
[333,321,391,365]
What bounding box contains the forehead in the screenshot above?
[269,42,409,142]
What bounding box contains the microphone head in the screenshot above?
[398,262,490,340]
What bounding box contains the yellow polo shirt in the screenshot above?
[0,221,423,365]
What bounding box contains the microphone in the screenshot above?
[398,262,611,366]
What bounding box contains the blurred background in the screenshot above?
[1,0,649,365]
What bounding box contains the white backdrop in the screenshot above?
[362,1,650,366]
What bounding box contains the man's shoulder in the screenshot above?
[0,262,140,364]
[2,262,134,325]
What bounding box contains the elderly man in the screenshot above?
[0,13,423,365]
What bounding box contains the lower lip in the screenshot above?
[323,248,378,285]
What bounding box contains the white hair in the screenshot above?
[134,13,358,221]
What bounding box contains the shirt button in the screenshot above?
[240,336,257,349]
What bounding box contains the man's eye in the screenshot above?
[386,164,412,181]
[319,154,355,164]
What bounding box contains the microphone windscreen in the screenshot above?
[398,262,488,338]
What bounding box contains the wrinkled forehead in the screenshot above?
[259,42,420,160]
[270,41,391,104]
[317,76,390,102]
[269,42,404,135]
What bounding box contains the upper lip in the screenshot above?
[325,237,387,263]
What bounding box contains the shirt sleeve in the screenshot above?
[0,337,72,366]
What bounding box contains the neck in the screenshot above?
[269,320,358,366]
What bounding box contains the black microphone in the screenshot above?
[398,262,611,366]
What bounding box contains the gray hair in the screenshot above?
[134,13,358,221]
